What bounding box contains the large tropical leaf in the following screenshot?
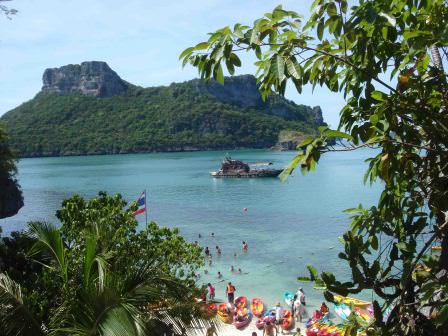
[0,273,44,336]
[28,221,68,283]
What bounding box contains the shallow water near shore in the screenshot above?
[1,149,381,312]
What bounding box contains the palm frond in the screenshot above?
[28,221,68,283]
[0,273,44,336]
[83,235,108,291]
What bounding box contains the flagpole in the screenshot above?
[145,188,148,231]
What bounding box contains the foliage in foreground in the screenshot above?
[182,0,448,334]
[0,192,209,336]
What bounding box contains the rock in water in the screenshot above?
[0,177,23,219]
[42,61,128,97]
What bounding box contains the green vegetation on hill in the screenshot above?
[1,75,322,157]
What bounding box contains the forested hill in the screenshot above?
[1,61,326,157]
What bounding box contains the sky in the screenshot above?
[0,0,346,127]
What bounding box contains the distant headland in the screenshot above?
[1,61,327,157]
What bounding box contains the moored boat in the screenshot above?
[210,156,282,178]
[234,296,248,309]
[281,310,295,331]
[333,295,371,307]
[250,297,265,317]
[217,303,233,324]
[233,311,252,329]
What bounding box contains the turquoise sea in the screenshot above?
[0,149,381,312]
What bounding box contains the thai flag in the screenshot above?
[132,191,146,216]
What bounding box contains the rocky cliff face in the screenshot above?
[313,106,324,125]
[193,74,263,108]
[42,61,128,97]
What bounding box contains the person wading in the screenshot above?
[226,282,236,303]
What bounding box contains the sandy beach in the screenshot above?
[188,319,307,336]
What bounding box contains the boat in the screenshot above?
[431,245,442,251]
[234,296,248,309]
[333,303,351,320]
[281,310,295,331]
[306,321,367,336]
[333,303,372,323]
[250,298,265,317]
[233,311,252,329]
[284,291,295,306]
[210,156,283,178]
[217,303,233,324]
[333,295,371,307]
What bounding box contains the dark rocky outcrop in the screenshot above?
[190,75,324,123]
[192,75,263,108]
[0,177,23,219]
[313,106,324,125]
[42,61,128,97]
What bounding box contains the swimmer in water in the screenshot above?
[217,271,222,279]
[230,265,235,272]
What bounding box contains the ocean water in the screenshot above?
[1,149,381,312]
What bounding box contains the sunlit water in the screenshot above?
[1,149,381,312]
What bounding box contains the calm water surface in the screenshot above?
[1,149,381,311]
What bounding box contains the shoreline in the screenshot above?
[14,147,294,160]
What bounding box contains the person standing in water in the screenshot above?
[297,288,306,306]
[207,283,215,301]
[275,302,283,326]
[242,241,248,252]
[204,247,210,257]
[294,298,304,322]
[226,282,236,303]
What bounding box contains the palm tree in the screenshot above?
[0,222,212,336]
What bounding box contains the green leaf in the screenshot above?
[297,276,311,282]
[214,63,224,84]
[371,91,387,101]
[178,47,195,60]
[379,12,396,26]
[297,136,314,148]
[286,58,301,79]
[230,53,242,67]
[317,20,324,40]
[272,55,285,81]
[370,114,379,125]
[250,26,259,45]
[327,3,337,16]
[323,129,353,140]
[194,42,209,50]
[225,59,235,75]
[307,264,318,281]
